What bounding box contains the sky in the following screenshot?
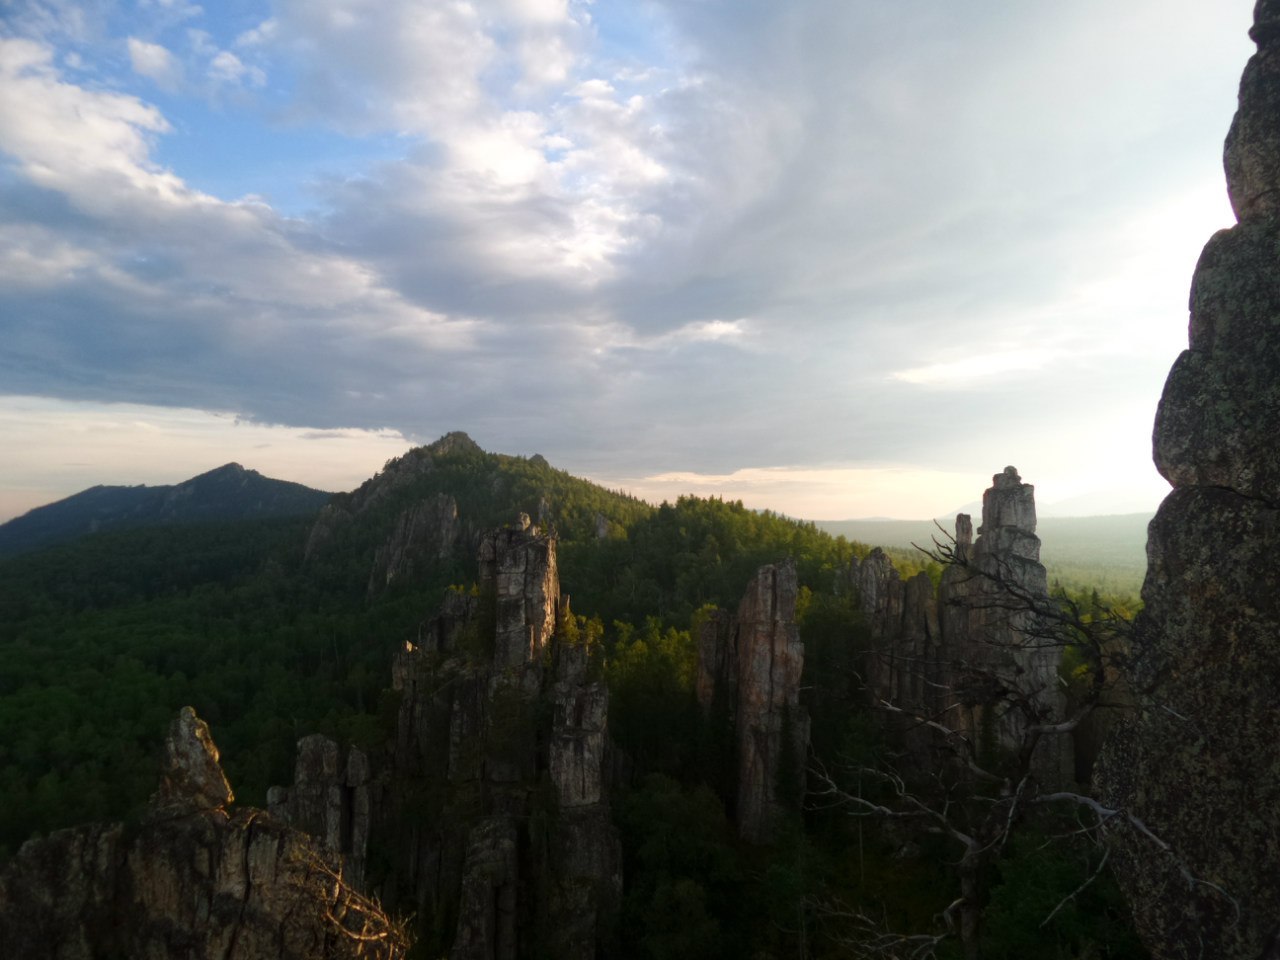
[0,0,1259,522]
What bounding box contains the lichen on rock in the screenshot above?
[1095,5,1280,956]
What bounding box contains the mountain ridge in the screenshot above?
[0,462,332,558]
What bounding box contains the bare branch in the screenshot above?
[1040,846,1110,929]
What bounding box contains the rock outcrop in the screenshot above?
[0,707,406,960]
[267,736,375,891]
[277,519,620,959]
[304,433,481,581]
[1095,6,1280,956]
[850,468,1071,784]
[964,467,1068,783]
[479,515,559,672]
[368,492,461,594]
[152,705,235,815]
[697,559,809,842]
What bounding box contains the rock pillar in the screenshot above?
[697,560,809,842]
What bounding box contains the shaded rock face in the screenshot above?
[267,736,374,891]
[851,548,904,642]
[368,493,461,595]
[852,470,1070,784]
[304,433,479,576]
[698,559,809,842]
[1096,8,1280,956]
[550,642,608,809]
[0,708,406,960]
[965,467,1068,783]
[282,520,620,960]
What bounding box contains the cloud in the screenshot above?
[0,0,1258,519]
[127,37,183,91]
[0,38,482,435]
[208,49,265,87]
[892,349,1052,387]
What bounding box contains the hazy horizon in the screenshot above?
[0,433,1166,526]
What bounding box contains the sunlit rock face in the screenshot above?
[0,708,405,960]
[479,521,559,672]
[282,519,620,960]
[1096,5,1280,956]
[151,705,234,815]
[697,560,809,843]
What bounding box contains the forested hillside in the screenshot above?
[0,462,332,558]
[0,434,1145,958]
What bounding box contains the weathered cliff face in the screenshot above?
[304,433,480,586]
[480,514,559,672]
[852,469,1071,784]
[852,548,942,719]
[965,467,1069,783]
[698,559,809,842]
[277,519,619,959]
[1095,6,1280,956]
[368,492,461,594]
[0,707,406,960]
[267,736,375,892]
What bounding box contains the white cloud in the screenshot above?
[0,38,483,435]
[126,36,183,91]
[1,38,180,209]
[0,1,1263,520]
[0,223,97,288]
[234,18,278,48]
[891,349,1052,387]
[208,49,266,87]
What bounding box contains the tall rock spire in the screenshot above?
[1096,5,1280,956]
[696,559,809,842]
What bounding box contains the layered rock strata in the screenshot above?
[1096,6,1280,956]
[0,707,405,960]
[697,559,809,842]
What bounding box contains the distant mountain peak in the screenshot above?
[0,465,331,558]
[191,462,251,480]
[425,431,482,457]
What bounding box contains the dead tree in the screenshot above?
[808,532,1146,960]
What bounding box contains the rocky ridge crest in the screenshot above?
[0,707,406,959]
